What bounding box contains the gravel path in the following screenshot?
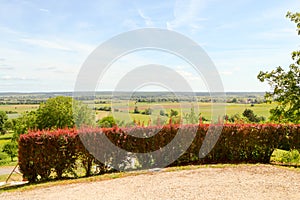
[0,165,299,200]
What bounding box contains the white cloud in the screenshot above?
[0,26,24,36]
[174,67,207,91]
[21,38,72,51]
[35,66,57,71]
[166,0,207,31]
[0,64,14,70]
[20,37,95,54]
[34,63,79,75]
[0,75,37,81]
[220,71,233,75]
[76,21,94,30]
[175,69,201,81]
[220,66,241,76]
[255,28,297,40]
[137,9,154,27]
[64,40,95,54]
[122,19,139,29]
[39,8,49,12]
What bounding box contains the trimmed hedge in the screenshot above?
[18,124,300,182]
[18,129,79,182]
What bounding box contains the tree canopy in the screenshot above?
[257,12,300,123]
[36,96,75,130]
[12,96,94,138]
[0,111,8,135]
[36,96,94,130]
[12,111,37,138]
[97,116,117,128]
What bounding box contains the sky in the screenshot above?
[0,0,299,92]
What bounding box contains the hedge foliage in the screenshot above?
[18,124,300,182]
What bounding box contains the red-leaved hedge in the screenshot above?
[18,124,300,182]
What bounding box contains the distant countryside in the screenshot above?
[0,91,298,174]
[0,2,299,199]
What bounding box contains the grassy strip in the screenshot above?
[271,149,300,165]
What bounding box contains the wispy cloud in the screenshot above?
[176,69,201,81]
[220,66,241,76]
[0,75,37,81]
[35,66,57,71]
[76,21,94,30]
[35,65,77,75]
[137,9,154,27]
[255,28,297,40]
[166,0,207,31]
[20,38,95,54]
[39,8,50,13]
[21,38,72,51]
[0,64,14,70]
[122,19,139,29]
[0,26,24,36]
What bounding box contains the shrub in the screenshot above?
[273,149,300,164]
[18,128,80,182]
[2,141,18,161]
[97,116,117,128]
[18,124,300,182]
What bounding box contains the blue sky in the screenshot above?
[0,0,299,92]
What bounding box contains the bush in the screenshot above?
[272,149,300,164]
[18,124,300,182]
[0,110,8,135]
[2,141,18,161]
[18,129,80,182]
[97,116,117,128]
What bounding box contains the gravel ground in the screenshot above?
[0,165,299,200]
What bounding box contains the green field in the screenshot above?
[0,104,39,119]
[0,104,39,113]
[0,101,297,171]
[0,102,276,124]
[95,101,276,124]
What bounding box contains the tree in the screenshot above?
[257,12,300,123]
[73,100,95,128]
[12,97,94,139]
[4,120,13,131]
[159,109,166,116]
[2,142,18,161]
[133,106,140,114]
[242,109,260,123]
[170,109,178,117]
[36,96,94,130]
[36,96,74,130]
[142,108,152,115]
[183,107,199,124]
[97,116,116,128]
[12,111,37,139]
[0,111,8,135]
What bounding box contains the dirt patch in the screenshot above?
[0,165,299,200]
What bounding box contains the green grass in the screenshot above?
[271,149,300,165]
[0,133,17,166]
[1,101,275,123]
[96,101,276,125]
[0,104,39,114]
[0,104,39,119]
